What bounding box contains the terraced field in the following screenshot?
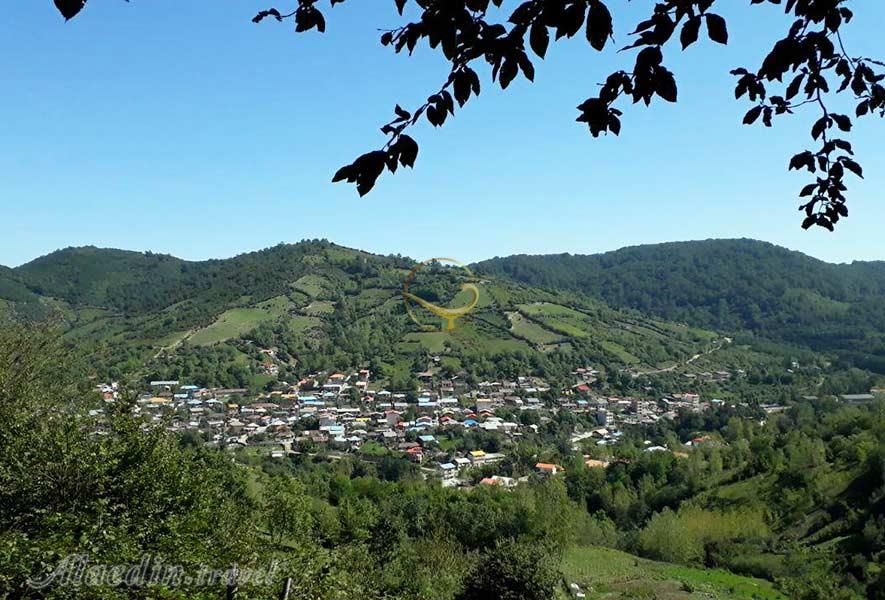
[506,311,565,345]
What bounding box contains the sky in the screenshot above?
[2,1,884,267]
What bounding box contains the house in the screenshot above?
[150,380,180,390]
[453,457,472,470]
[468,450,487,464]
[405,446,424,462]
[688,435,713,446]
[320,425,345,438]
[841,393,875,403]
[438,463,457,480]
[331,436,350,449]
[385,410,403,426]
[475,399,494,413]
[480,475,516,488]
[322,381,347,394]
[535,463,563,476]
[307,431,329,444]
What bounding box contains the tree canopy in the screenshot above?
[54,0,884,231]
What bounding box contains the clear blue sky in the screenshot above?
[3,1,884,267]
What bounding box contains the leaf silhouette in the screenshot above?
[54,0,86,20]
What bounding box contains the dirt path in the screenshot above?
[632,337,731,376]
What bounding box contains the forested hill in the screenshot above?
[0,265,36,304]
[0,241,744,386]
[9,242,368,315]
[474,239,885,372]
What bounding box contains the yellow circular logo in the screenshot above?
[402,258,480,332]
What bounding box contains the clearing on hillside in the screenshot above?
[559,546,785,600]
[187,308,278,345]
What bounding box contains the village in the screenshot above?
[92,355,755,489]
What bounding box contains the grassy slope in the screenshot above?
[560,546,785,600]
[188,308,282,346]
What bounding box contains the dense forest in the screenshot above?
[475,239,885,372]
[2,240,405,322]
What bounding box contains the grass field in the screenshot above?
[518,303,593,338]
[452,282,495,309]
[63,314,125,341]
[304,300,335,315]
[155,329,191,349]
[520,302,588,318]
[354,287,397,308]
[406,332,450,353]
[255,295,295,312]
[292,274,328,297]
[188,308,279,345]
[287,315,321,334]
[560,546,785,600]
[508,311,564,345]
[600,341,641,364]
[452,321,534,353]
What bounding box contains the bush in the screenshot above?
[456,540,558,600]
[637,508,704,564]
[575,512,624,550]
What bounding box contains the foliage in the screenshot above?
[562,395,885,598]
[3,321,885,598]
[476,238,885,373]
[0,325,267,599]
[0,240,785,387]
[455,539,558,600]
[637,505,770,565]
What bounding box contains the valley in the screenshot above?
[2,238,884,600]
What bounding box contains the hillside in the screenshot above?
[3,244,883,599]
[474,239,885,372]
[0,241,749,387]
[559,546,785,600]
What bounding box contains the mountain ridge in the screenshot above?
[3,238,884,382]
[0,240,762,388]
[474,238,885,372]
[9,237,885,271]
